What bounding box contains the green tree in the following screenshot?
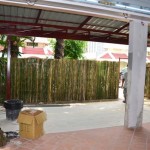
[64,40,86,59]
[0,35,35,58]
[50,38,87,59]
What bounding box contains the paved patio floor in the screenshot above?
[1,123,150,150]
[0,88,150,150]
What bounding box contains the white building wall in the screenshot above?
[84,41,104,59]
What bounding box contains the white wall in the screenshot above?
[84,41,104,59]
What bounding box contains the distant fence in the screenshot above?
[145,64,150,98]
[0,59,119,103]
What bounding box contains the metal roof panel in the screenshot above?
[40,11,86,23]
[88,17,126,29]
[42,21,79,27]
[0,4,133,45]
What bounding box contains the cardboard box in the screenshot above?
[17,109,46,139]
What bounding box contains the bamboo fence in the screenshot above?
[0,58,119,103]
[0,59,6,102]
[145,64,150,98]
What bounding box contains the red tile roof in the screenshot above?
[102,53,112,59]
[100,52,128,60]
[112,53,128,59]
[99,52,150,62]
[22,47,53,55]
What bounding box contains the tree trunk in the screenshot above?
[54,39,64,59]
[10,41,19,58]
[1,40,19,58]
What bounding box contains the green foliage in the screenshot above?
[0,35,7,46]
[64,40,87,59]
[0,58,6,82]
[0,35,35,57]
[49,39,87,59]
[49,38,56,50]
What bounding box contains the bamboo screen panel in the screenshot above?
[145,64,150,98]
[1,59,119,103]
[0,59,6,102]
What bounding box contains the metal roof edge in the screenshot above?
[0,0,150,23]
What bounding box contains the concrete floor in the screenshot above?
[0,88,150,149]
[0,92,150,133]
[0,100,125,133]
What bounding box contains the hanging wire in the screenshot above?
[26,0,38,5]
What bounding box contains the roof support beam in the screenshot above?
[35,9,42,24]
[114,23,129,33]
[0,20,128,37]
[72,16,92,34]
[105,22,129,39]
[0,28,128,45]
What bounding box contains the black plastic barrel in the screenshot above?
[3,100,23,121]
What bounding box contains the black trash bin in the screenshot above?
[3,100,23,121]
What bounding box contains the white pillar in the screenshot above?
[125,20,148,128]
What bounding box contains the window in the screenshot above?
[27,42,38,47]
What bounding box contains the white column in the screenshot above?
[125,20,148,128]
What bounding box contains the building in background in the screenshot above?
[103,43,128,53]
[84,41,128,61]
[19,37,53,59]
[84,41,105,59]
[1,36,150,63]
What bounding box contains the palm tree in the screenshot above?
[0,35,34,58]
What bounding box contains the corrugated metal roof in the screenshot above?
[40,11,86,23]
[0,3,148,45]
